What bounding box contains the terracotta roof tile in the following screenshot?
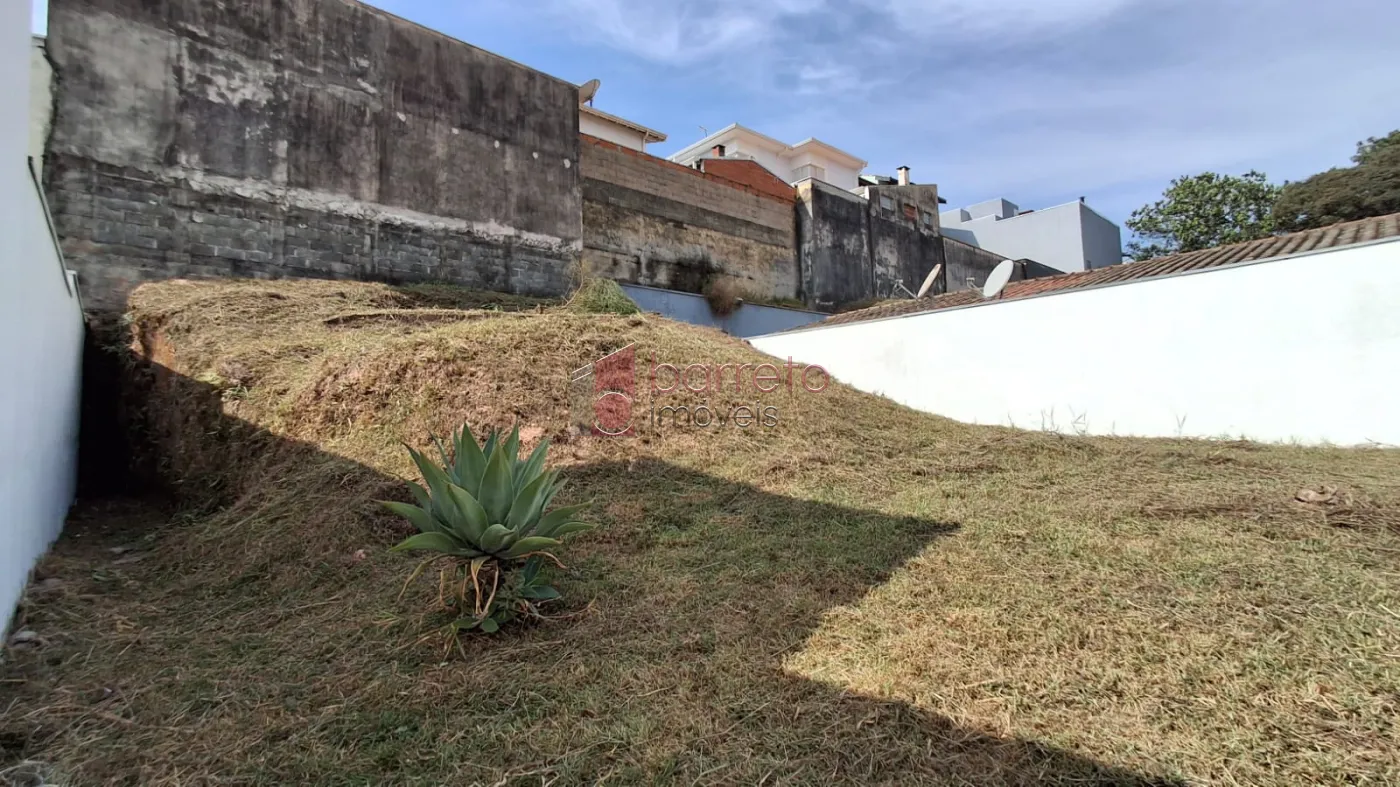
[820,212,1400,329]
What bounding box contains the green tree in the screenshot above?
[1273,129,1400,232]
[1125,171,1282,261]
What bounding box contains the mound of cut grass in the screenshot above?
[3,278,1399,785]
[566,277,641,315]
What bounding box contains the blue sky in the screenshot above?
[33,0,1400,231]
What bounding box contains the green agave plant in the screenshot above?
[382,423,593,562]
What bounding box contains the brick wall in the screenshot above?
[578,134,798,300]
[698,159,796,204]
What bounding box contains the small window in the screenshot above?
[921,211,932,227]
[879,195,894,211]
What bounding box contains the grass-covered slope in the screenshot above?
[4,279,1400,785]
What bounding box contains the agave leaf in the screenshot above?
[500,536,561,559]
[518,584,560,601]
[432,434,453,478]
[406,445,454,518]
[538,476,566,513]
[514,437,551,488]
[477,445,515,524]
[390,531,464,554]
[503,425,521,468]
[479,523,515,553]
[482,429,500,465]
[530,502,592,538]
[543,521,594,539]
[453,424,489,497]
[379,500,444,534]
[443,483,489,545]
[407,482,431,511]
[505,471,554,532]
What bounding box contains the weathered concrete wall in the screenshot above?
[796,179,872,309]
[797,179,945,308]
[44,0,582,310]
[579,135,797,300]
[943,236,1008,291]
[866,183,943,297]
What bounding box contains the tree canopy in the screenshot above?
[1273,129,1400,232]
[1124,171,1281,261]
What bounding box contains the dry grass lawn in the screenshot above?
[2,279,1399,786]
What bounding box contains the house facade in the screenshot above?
[939,197,1122,273]
[579,104,666,153]
[669,124,867,191]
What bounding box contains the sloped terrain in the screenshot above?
[3,279,1399,785]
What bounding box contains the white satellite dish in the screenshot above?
[982,259,1015,299]
[916,263,943,299]
[578,79,601,105]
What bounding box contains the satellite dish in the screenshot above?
[578,79,601,105]
[982,259,1015,299]
[916,263,943,299]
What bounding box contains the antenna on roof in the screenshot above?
[578,79,601,106]
[982,260,1015,299]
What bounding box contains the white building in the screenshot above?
[3,3,85,628]
[579,103,666,152]
[668,124,867,192]
[940,197,1123,273]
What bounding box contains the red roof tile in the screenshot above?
[822,213,1400,328]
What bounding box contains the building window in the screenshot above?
[879,195,894,212]
[921,211,932,227]
[792,164,827,183]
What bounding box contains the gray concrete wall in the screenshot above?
[620,284,825,338]
[29,36,51,168]
[797,179,945,308]
[43,0,582,310]
[579,136,798,300]
[866,183,943,297]
[942,236,1007,291]
[796,179,872,309]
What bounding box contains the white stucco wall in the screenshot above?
[940,201,1124,272]
[752,239,1400,446]
[2,1,84,629]
[579,112,647,151]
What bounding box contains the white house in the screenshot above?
[668,124,867,191]
[939,197,1122,273]
[579,104,666,152]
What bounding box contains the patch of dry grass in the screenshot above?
[3,278,1400,785]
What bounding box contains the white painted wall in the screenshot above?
[579,111,646,151]
[2,0,84,629]
[753,240,1400,446]
[940,200,1123,272]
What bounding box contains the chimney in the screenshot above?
[711,144,726,158]
[897,166,910,186]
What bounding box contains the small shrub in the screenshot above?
[703,276,742,317]
[566,278,641,315]
[381,423,594,636]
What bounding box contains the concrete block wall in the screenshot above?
[44,0,583,311]
[579,134,798,300]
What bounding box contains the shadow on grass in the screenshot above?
[0,329,1184,786]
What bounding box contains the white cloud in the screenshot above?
[867,0,1146,39]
